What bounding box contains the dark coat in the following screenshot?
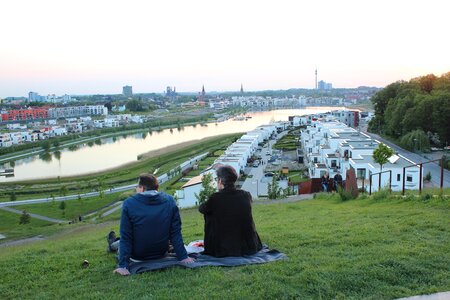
[118,192,188,269]
[199,187,262,257]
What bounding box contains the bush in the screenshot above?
[337,186,355,201]
[372,189,390,201]
[424,172,432,182]
[421,193,432,201]
[19,210,31,224]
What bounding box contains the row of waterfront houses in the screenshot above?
[0,114,145,148]
[175,122,288,208]
[298,114,420,192]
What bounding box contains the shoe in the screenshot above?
[107,231,116,252]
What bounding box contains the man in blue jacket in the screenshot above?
[114,173,194,276]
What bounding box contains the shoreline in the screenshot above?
[1,133,241,184]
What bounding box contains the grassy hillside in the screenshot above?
[0,194,449,299]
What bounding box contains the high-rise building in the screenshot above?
[123,85,133,96]
[28,91,45,102]
[318,80,333,90]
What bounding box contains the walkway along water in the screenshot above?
[0,152,208,207]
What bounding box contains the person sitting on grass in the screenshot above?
[112,173,194,276]
[199,165,262,257]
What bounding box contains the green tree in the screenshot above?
[59,201,66,210]
[372,143,395,171]
[19,210,31,224]
[41,140,51,151]
[400,129,430,152]
[60,185,68,197]
[195,173,216,205]
[268,175,282,199]
[10,191,16,201]
[126,99,145,112]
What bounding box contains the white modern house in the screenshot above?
[301,117,422,192]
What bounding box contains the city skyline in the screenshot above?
[1,0,449,98]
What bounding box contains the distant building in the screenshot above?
[1,108,49,122]
[165,86,177,98]
[318,80,332,90]
[123,85,133,96]
[28,92,45,102]
[48,105,108,119]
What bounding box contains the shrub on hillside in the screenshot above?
[337,186,355,201]
[372,188,390,201]
[19,210,31,224]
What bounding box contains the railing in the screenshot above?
[369,170,392,195]
[402,157,444,195]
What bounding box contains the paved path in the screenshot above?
[100,201,123,217]
[242,131,288,198]
[396,291,450,300]
[364,132,450,188]
[0,206,68,223]
[0,235,46,248]
[0,207,69,224]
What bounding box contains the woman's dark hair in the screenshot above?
[138,173,159,191]
[216,165,238,188]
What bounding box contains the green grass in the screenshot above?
[13,192,130,221]
[0,209,63,241]
[273,131,300,151]
[1,193,449,299]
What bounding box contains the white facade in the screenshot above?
[48,105,108,118]
[301,116,422,192]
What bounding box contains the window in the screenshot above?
[357,168,366,179]
[313,157,318,163]
[406,175,413,182]
[397,174,401,182]
[331,160,337,168]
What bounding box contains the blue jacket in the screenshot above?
[118,191,188,269]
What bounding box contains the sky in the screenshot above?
[1,0,449,97]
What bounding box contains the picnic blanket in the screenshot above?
[129,245,287,274]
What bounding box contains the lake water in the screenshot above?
[1,108,339,182]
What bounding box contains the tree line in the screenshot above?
[368,72,450,151]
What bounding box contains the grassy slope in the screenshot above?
[1,194,449,299]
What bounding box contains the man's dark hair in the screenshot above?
[216,165,238,188]
[138,173,159,191]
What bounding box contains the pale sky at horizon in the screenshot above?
[1,0,449,98]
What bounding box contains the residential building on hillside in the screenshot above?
[301,118,420,192]
[48,105,107,118]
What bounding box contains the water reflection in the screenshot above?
[1,108,338,182]
[40,152,52,162]
[54,150,61,161]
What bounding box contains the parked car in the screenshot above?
[264,172,275,177]
[252,160,260,167]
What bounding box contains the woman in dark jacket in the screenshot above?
[199,165,262,257]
